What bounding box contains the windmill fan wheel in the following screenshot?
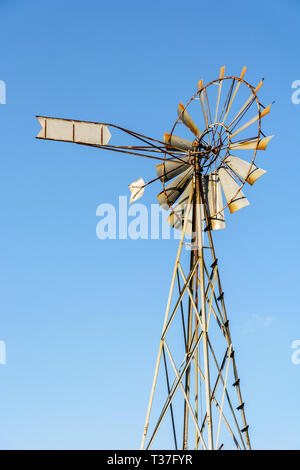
[155,67,273,233]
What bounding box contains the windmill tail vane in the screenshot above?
[36,66,273,450]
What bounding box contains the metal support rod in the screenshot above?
[164,341,207,450]
[195,268,199,450]
[141,160,251,450]
[195,352,241,450]
[177,263,204,331]
[182,192,196,450]
[216,345,232,448]
[146,332,205,450]
[195,159,214,450]
[207,337,246,450]
[205,226,251,450]
[140,186,194,450]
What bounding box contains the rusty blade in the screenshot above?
[156,156,191,182]
[197,79,209,129]
[214,66,226,122]
[157,167,193,209]
[36,116,111,146]
[167,181,194,236]
[177,103,201,137]
[218,167,250,214]
[225,156,266,185]
[221,66,247,125]
[202,173,225,230]
[229,135,274,151]
[227,79,264,129]
[230,103,272,139]
[164,133,194,151]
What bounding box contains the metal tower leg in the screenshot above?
[141,181,251,451]
[195,169,214,450]
[140,187,195,450]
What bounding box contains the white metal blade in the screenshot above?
[157,167,193,209]
[230,104,272,139]
[167,181,194,236]
[225,156,266,185]
[227,79,264,129]
[202,173,225,230]
[164,133,194,151]
[177,103,201,137]
[36,116,111,146]
[129,177,145,203]
[221,66,247,124]
[197,79,209,129]
[218,167,250,214]
[156,156,191,182]
[229,135,273,151]
[214,66,225,122]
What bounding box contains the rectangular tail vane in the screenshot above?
[36,116,111,146]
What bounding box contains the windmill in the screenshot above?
[36,66,273,450]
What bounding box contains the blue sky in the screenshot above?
[0,0,299,450]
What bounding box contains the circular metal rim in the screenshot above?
[161,75,262,220]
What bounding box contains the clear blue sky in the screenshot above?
[0,0,299,450]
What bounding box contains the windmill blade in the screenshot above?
[177,103,201,137]
[156,156,191,182]
[36,116,111,146]
[157,167,193,209]
[167,181,194,236]
[229,135,273,151]
[221,66,247,125]
[218,167,250,214]
[202,173,225,230]
[227,79,264,129]
[230,104,272,139]
[214,66,225,122]
[164,133,194,151]
[197,79,209,129]
[129,177,145,203]
[225,156,266,185]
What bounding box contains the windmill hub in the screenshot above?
[195,126,225,170]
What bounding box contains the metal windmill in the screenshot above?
[36,66,273,450]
